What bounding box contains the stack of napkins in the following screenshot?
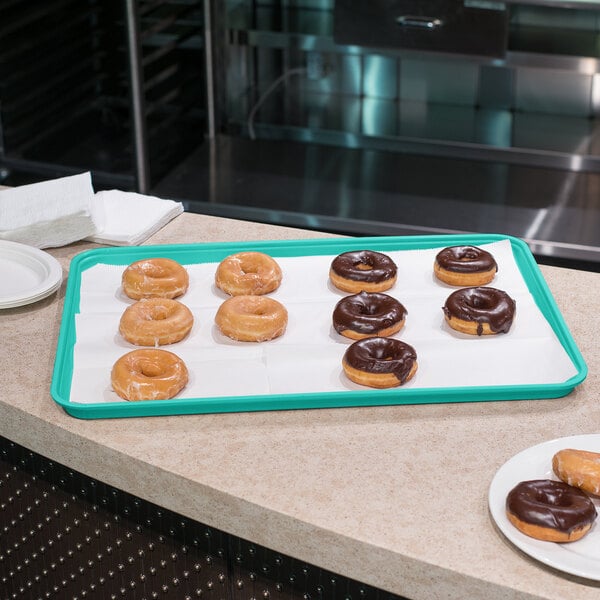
[88,189,183,246]
[0,172,183,249]
[0,172,97,248]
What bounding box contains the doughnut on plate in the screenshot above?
[489,434,600,581]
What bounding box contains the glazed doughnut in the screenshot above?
[505,479,597,542]
[122,258,189,300]
[119,298,194,346]
[215,295,288,342]
[330,250,397,293]
[434,245,497,286]
[553,449,600,496]
[342,337,417,388]
[215,252,282,296]
[333,291,407,339]
[443,286,515,336]
[111,349,188,401]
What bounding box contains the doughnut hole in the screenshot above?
[148,305,170,320]
[139,360,162,378]
[141,263,168,278]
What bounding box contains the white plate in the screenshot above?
[0,240,63,308]
[489,434,600,581]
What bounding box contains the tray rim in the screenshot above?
[51,233,588,419]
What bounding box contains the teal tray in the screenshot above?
[51,234,587,419]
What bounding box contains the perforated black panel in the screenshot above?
[0,437,408,600]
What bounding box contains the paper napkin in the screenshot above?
[87,189,183,246]
[0,172,184,248]
[0,172,96,249]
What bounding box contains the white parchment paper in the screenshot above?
[69,240,579,404]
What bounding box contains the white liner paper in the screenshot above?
[70,240,579,404]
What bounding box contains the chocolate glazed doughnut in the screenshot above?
[443,286,515,336]
[330,250,397,293]
[333,291,407,339]
[506,479,597,542]
[434,245,497,286]
[342,337,417,388]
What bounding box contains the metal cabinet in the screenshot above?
[333,0,508,57]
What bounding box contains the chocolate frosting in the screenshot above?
[435,245,497,274]
[331,251,397,283]
[333,291,407,335]
[343,337,417,383]
[506,479,597,533]
[443,286,515,335]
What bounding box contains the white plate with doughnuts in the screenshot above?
[0,240,63,309]
[489,434,600,581]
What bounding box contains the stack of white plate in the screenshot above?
[0,240,63,309]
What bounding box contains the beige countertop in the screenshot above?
[1,212,599,600]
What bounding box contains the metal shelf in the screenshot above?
[225,78,600,173]
[0,0,206,191]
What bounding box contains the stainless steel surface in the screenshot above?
[224,2,600,176]
[153,136,600,269]
[125,0,150,194]
[203,0,216,139]
[333,0,508,57]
